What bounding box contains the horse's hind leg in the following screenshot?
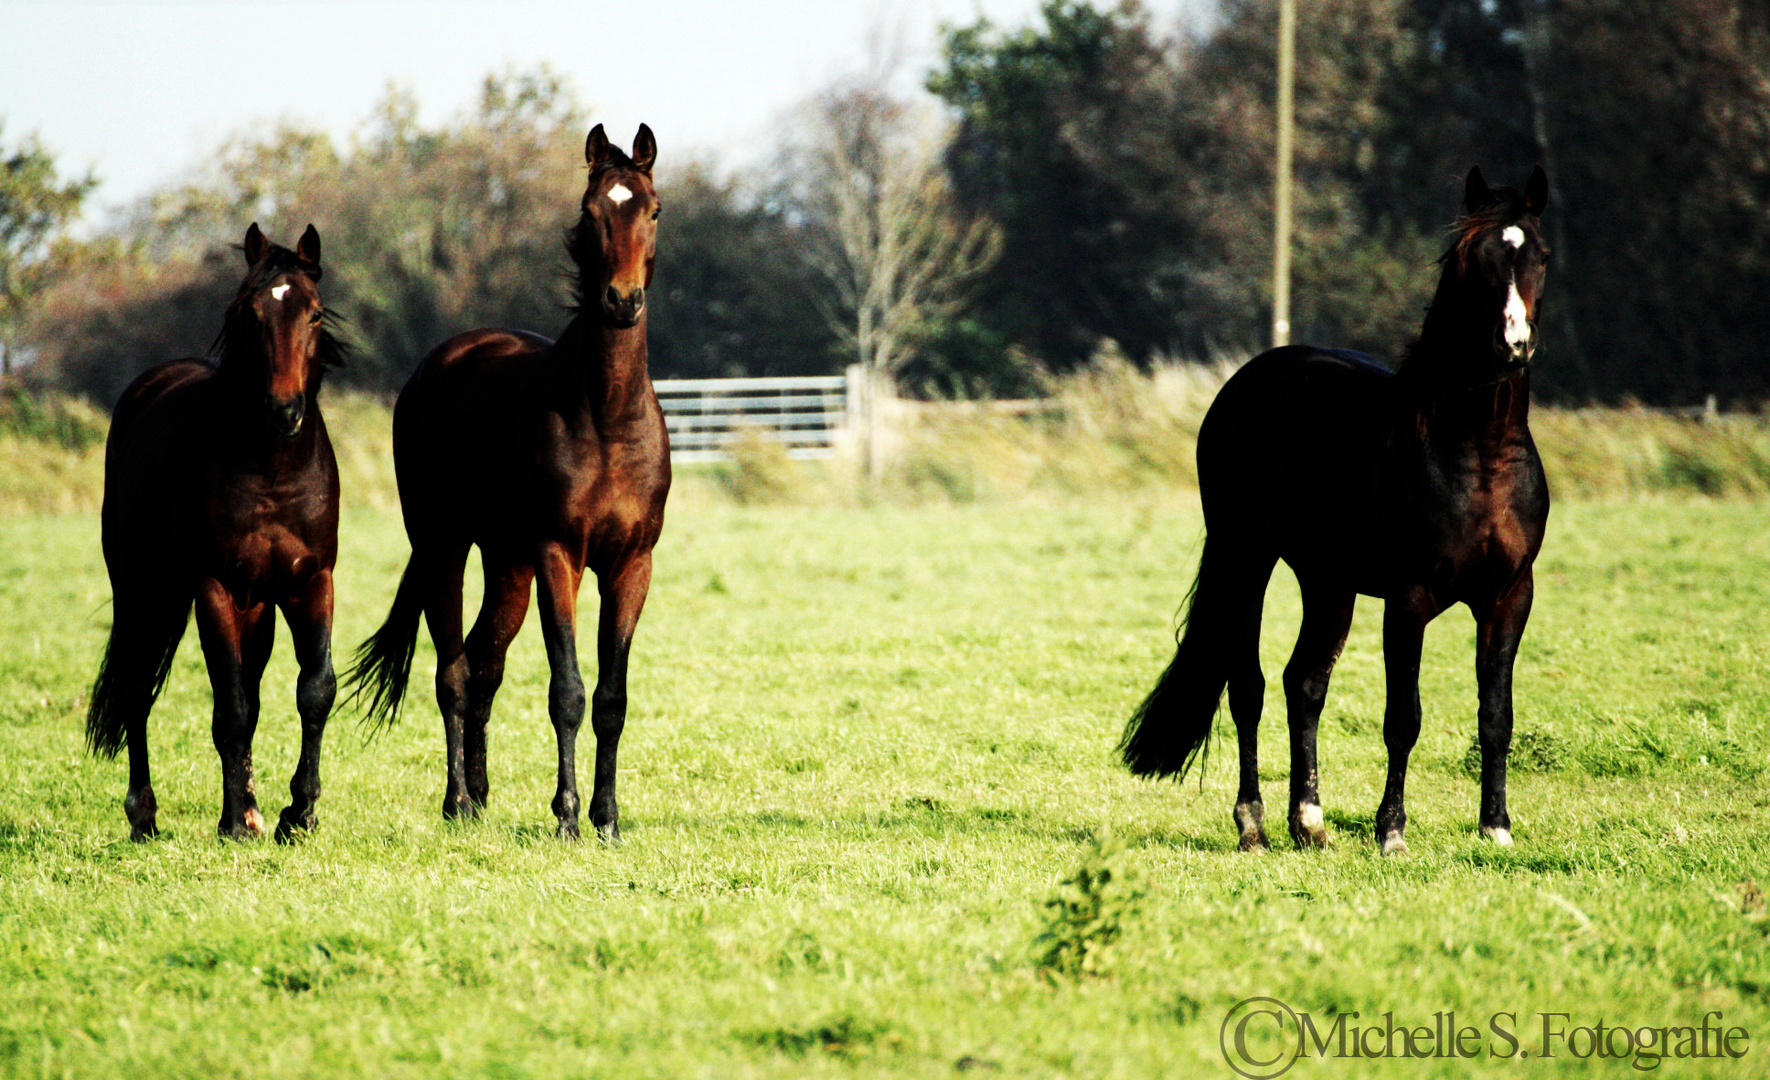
[462,554,534,811]
[1282,579,1356,848]
[102,591,189,840]
[195,579,273,838]
[420,543,473,820]
[1221,550,1278,851]
[276,567,335,841]
[124,711,156,840]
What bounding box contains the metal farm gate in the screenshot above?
[653,368,864,463]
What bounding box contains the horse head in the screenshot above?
[1451,165,1550,368]
[231,223,330,439]
[572,123,659,329]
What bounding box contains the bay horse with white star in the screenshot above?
[345,125,669,841]
[87,223,345,842]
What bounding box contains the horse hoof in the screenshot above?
[556,819,582,842]
[594,820,621,846]
[1289,803,1330,849]
[1480,826,1513,846]
[1379,831,1409,857]
[442,798,480,822]
[275,808,315,844]
[124,788,158,840]
[1237,832,1270,853]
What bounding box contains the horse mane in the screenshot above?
[563,212,597,316]
[209,242,349,370]
[1398,186,1528,379]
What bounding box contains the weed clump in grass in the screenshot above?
[741,1014,897,1059]
[715,429,805,504]
[1462,728,1568,777]
[1034,828,1145,980]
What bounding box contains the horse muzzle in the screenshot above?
[603,285,645,328]
[266,394,305,439]
[1498,323,1537,366]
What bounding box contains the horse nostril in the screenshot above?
[265,394,304,436]
[605,286,622,307]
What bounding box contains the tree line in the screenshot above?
[5,0,1769,406]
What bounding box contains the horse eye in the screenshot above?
[309,311,324,325]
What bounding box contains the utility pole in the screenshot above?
[1272,0,1295,348]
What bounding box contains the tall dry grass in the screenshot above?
[883,357,1770,503]
[2,366,1766,515]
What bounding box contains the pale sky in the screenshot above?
[0,0,1214,224]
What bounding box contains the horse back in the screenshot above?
[1195,347,1401,585]
[1199,346,1395,509]
[107,359,214,459]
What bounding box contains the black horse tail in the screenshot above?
[1119,539,1248,780]
[342,559,426,733]
[86,595,192,758]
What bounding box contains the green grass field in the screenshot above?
[2,493,1767,1077]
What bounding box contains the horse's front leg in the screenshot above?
[536,545,588,839]
[587,552,654,843]
[1475,570,1534,845]
[1375,593,1429,856]
[195,579,274,839]
[277,566,335,842]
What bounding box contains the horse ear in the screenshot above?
[243,222,268,267]
[1523,165,1549,217]
[631,124,656,173]
[1464,166,1492,214]
[296,224,322,267]
[585,123,611,170]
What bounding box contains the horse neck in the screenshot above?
[213,337,325,463]
[552,312,652,426]
[1399,280,1533,452]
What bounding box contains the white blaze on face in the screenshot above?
[270,284,291,301]
[607,183,633,205]
[1499,225,1532,354]
[1503,281,1531,353]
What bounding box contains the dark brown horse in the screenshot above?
[1122,166,1552,855]
[345,124,669,841]
[87,223,344,841]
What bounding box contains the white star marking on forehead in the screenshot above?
[270,284,291,300]
[1501,226,1525,248]
[607,183,633,205]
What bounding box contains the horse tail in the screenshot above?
[1119,538,1252,780]
[86,595,192,758]
[342,558,426,732]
